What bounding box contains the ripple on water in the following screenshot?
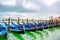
[7,27,60,40]
[7,33,19,40]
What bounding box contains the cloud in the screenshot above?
[1,0,16,6]
[17,12,60,20]
[0,0,37,12]
[0,12,25,19]
[22,1,39,10]
[0,5,36,12]
[37,0,59,7]
[0,0,60,19]
[50,1,60,14]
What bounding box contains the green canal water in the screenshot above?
[1,26,60,40]
[0,36,7,40]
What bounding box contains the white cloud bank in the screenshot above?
[1,0,16,6]
[0,11,60,20]
[38,0,59,7]
[22,1,39,10]
[0,0,60,20]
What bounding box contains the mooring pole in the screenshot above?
[27,18,28,24]
[52,19,53,27]
[35,19,38,31]
[18,17,21,30]
[18,17,25,33]
[32,18,36,31]
[8,17,10,31]
[22,18,25,33]
[38,19,39,23]
[2,19,4,26]
[18,17,20,27]
[31,18,34,23]
[56,20,57,26]
[59,17,60,26]
[46,20,48,28]
[42,20,44,29]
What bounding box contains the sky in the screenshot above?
[0,0,60,20]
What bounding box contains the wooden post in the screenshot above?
[18,17,25,33]
[35,20,36,23]
[2,19,4,26]
[32,18,34,23]
[56,20,57,26]
[18,17,20,30]
[8,17,10,31]
[35,19,37,31]
[45,20,47,26]
[46,20,48,28]
[38,19,39,23]
[18,17,20,26]
[10,18,12,25]
[27,18,28,24]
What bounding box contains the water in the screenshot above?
[7,32,19,40]
[0,36,7,40]
[1,26,60,40]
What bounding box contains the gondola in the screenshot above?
[4,22,24,34]
[0,24,7,38]
[41,22,49,29]
[11,22,24,34]
[22,22,36,31]
[47,22,53,28]
[34,22,43,30]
